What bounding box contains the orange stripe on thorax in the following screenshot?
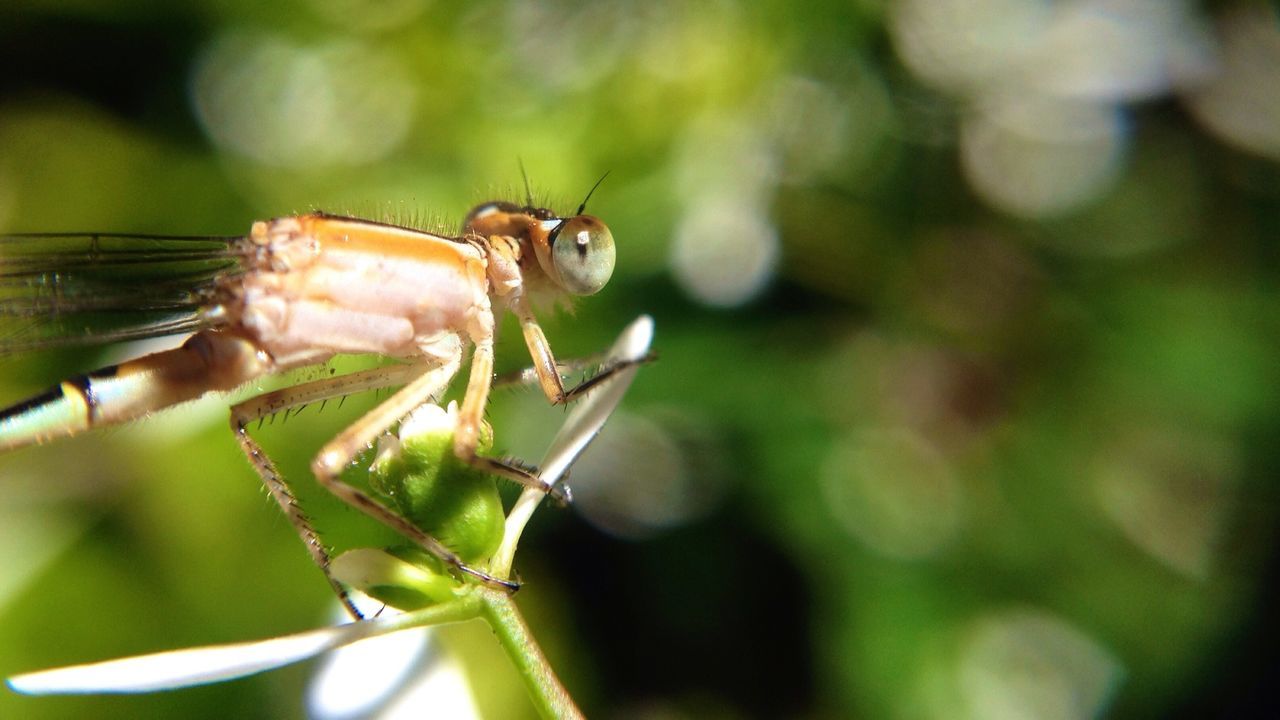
[295,215,483,271]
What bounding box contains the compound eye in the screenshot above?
[551,215,615,295]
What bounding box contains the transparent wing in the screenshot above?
[0,232,249,353]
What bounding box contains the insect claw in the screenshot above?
[550,482,573,507]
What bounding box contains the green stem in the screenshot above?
[491,486,545,577]
[478,588,583,720]
[393,592,482,629]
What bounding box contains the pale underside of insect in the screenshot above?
[0,197,628,617]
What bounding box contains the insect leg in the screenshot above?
[482,351,654,505]
[450,335,574,500]
[229,363,430,618]
[507,294,653,405]
[490,354,605,391]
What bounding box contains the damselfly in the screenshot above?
[0,187,629,616]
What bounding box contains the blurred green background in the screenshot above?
[1,1,1279,718]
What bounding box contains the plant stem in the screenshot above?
[491,486,545,577]
[478,588,583,720]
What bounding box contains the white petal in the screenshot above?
[308,618,430,719]
[538,315,653,486]
[7,615,408,695]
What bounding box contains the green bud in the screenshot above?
[369,403,505,566]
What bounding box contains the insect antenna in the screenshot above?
[574,171,611,216]
[547,171,613,243]
[518,158,536,209]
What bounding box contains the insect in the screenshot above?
[0,185,627,616]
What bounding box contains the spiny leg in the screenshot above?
[230,363,430,618]
[230,348,641,613]
[492,351,656,398]
[490,354,607,390]
[556,353,654,401]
